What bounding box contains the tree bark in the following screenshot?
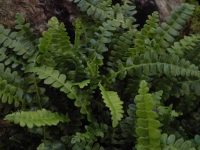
[154,0,183,20]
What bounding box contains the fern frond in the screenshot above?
[156,3,195,49]
[71,123,107,150]
[167,34,200,56]
[161,134,195,150]
[73,0,113,21]
[99,83,124,127]
[4,109,69,128]
[114,52,200,80]
[135,80,161,150]
[27,66,92,120]
[0,19,37,68]
[0,63,24,106]
[107,29,136,70]
[38,17,73,67]
[39,17,72,54]
[129,12,160,55]
[26,66,74,95]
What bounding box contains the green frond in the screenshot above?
[161,134,195,150]
[167,34,200,56]
[27,66,92,120]
[156,3,195,49]
[38,17,73,66]
[73,0,113,21]
[99,83,124,128]
[107,29,136,70]
[0,19,37,68]
[71,123,107,150]
[39,17,72,54]
[4,109,69,128]
[130,12,160,55]
[135,80,161,150]
[0,63,24,106]
[93,19,122,53]
[26,66,74,95]
[120,1,137,18]
[115,52,200,79]
[14,13,34,39]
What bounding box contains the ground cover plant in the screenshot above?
[0,0,200,149]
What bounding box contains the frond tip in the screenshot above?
[99,83,124,128]
[4,109,69,128]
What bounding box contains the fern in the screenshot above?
[130,12,160,55]
[107,29,136,71]
[135,80,161,150]
[38,17,73,66]
[161,134,196,150]
[0,63,24,106]
[4,109,69,128]
[37,16,86,82]
[156,3,195,49]
[128,3,195,56]
[71,123,107,150]
[99,83,124,128]
[111,51,200,81]
[0,14,37,69]
[0,1,200,149]
[73,0,113,21]
[27,66,92,120]
[167,34,200,56]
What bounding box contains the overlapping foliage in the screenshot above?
[0,1,200,149]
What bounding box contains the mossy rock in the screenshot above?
[0,0,47,32]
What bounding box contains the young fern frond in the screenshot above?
[0,63,24,106]
[135,80,161,150]
[4,109,69,128]
[99,83,124,127]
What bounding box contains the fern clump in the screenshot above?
[0,1,200,149]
